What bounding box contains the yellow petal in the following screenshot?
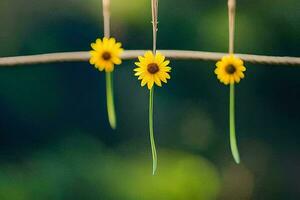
[160,60,170,67]
[138,73,146,80]
[108,38,116,48]
[134,67,142,72]
[89,57,97,65]
[155,52,165,64]
[144,51,154,61]
[147,80,154,90]
[229,76,235,84]
[216,61,222,67]
[103,37,109,44]
[240,66,246,71]
[95,64,104,71]
[138,56,145,62]
[234,74,241,82]
[141,78,148,86]
[91,43,97,50]
[163,66,171,72]
[214,68,219,74]
[154,75,162,86]
[157,72,167,83]
[135,71,143,76]
[112,57,122,65]
[135,62,142,67]
[96,38,102,45]
[165,73,171,79]
[115,42,122,48]
[239,72,245,78]
[104,62,114,72]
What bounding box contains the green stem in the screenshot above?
[106,72,116,129]
[149,87,157,175]
[230,83,240,164]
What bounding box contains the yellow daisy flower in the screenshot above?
[134,51,171,90]
[89,37,123,72]
[214,54,246,85]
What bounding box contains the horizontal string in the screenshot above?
[0,50,299,66]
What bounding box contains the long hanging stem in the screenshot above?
[229,83,240,164]
[228,0,240,163]
[106,72,116,129]
[102,0,116,129]
[149,87,157,175]
[149,0,158,175]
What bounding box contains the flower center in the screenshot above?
[147,63,159,74]
[225,64,236,74]
[102,51,111,60]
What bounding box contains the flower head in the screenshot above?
[90,37,123,72]
[214,55,246,85]
[134,51,171,90]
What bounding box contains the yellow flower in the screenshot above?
[89,37,123,72]
[134,51,171,90]
[214,54,246,85]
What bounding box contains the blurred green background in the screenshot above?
[0,0,299,199]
